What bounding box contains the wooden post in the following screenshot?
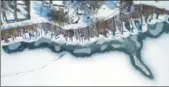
[87,26,90,41]
[113,16,116,36]
[130,15,134,33]
[96,22,100,36]
[150,6,154,21]
[120,12,123,35]
[140,4,143,31]
[78,29,81,41]
[163,9,166,14]
[67,30,69,41]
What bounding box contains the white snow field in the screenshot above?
[1,33,169,86]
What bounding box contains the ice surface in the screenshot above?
[149,22,164,36]
[73,48,91,54]
[8,43,21,50]
[112,44,122,48]
[54,45,61,51]
[34,37,52,46]
[100,44,108,51]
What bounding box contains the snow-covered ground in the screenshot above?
[1,33,169,86]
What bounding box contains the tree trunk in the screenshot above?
[96,22,100,36]
[26,0,30,19]
[50,0,52,4]
[14,0,17,22]
[2,12,8,24]
[87,27,90,39]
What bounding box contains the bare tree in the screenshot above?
[50,8,69,26]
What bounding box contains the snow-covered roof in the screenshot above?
[96,5,119,21]
[133,1,169,10]
[52,1,63,5]
[1,18,48,30]
[62,23,89,30]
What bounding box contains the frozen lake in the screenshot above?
[1,29,169,86]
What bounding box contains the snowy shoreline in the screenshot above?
[1,16,169,47]
[2,12,169,46]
